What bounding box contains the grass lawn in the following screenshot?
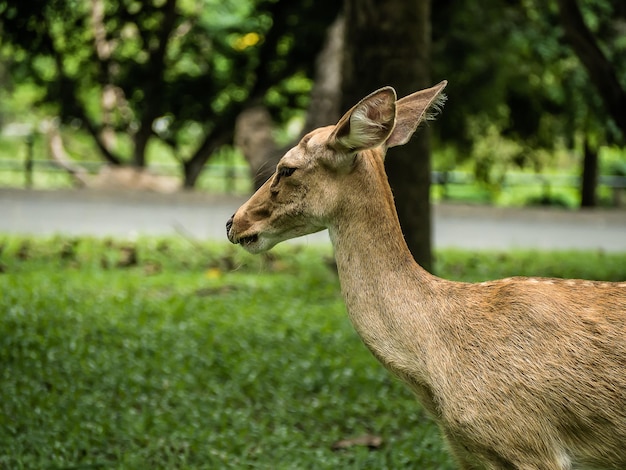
[1,237,625,469]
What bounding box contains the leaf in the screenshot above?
[331,434,383,451]
[205,267,222,279]
[117,245,138,268]
[194,285,239,297]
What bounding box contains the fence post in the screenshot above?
[25,132,35,188]
[226,151,237,193]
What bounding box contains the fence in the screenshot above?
[0,157,251,194]
[432,170,626,205]
[1,156,625,206]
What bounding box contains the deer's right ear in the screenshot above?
[328,87,397,159]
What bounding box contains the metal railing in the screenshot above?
[1,157,625,205]
[0,157,251,193]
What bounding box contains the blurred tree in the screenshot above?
[432,0,626,206]
[555,0,626,206]
[0,0,340,187]
[235,14,344,190]
[342,0,435,271]
[556,0,626,134]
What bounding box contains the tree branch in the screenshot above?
[79,112,124,165]
[133,0,179,166]
[182,116,235,188]
[44,21,124,166]
[46,121,90,186]
[556,0,626,136]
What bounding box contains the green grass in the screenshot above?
[1,237,625,469]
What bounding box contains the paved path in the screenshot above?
[1,188,625,251]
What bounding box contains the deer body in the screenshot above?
[226,82,626,469]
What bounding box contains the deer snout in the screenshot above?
[226,214,236,243]
[226,212,260,248]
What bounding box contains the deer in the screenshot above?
[226,81,626,470]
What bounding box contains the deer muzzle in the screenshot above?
[226,214,259,247]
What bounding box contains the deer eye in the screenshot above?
[277,167,296,178]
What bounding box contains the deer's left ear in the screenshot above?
[328,87,397,155]
[386,80,447,148]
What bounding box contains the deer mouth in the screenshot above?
[238,234,259,246]
[226,216,259,247]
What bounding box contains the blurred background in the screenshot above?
[0,0,625,266]
[1,2,625,467]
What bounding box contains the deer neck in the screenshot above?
[327,156,437,374]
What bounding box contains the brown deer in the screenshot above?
[226,81,626,470]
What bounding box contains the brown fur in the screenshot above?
[227,82,626,469]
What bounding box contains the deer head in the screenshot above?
[226,81,447,253]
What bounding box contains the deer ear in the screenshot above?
[386,80,447,148]
[328,87,397,155]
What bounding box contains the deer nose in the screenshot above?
[226,215,234,238]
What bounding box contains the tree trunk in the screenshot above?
[183,126,234,188]
[234,14,345,191]
[556,0,626,136]
[580,136,598,207]
[342,0,434,271]
[302,15,344,132]
[132,0,178,168]
[133,126,150,168]
[234,106,280,190]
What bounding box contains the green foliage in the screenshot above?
[2,0,624,195]
[432,0,626,188]
[1,236,624,468]
[0,0,340,184]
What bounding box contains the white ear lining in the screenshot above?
[333,93,397,152]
